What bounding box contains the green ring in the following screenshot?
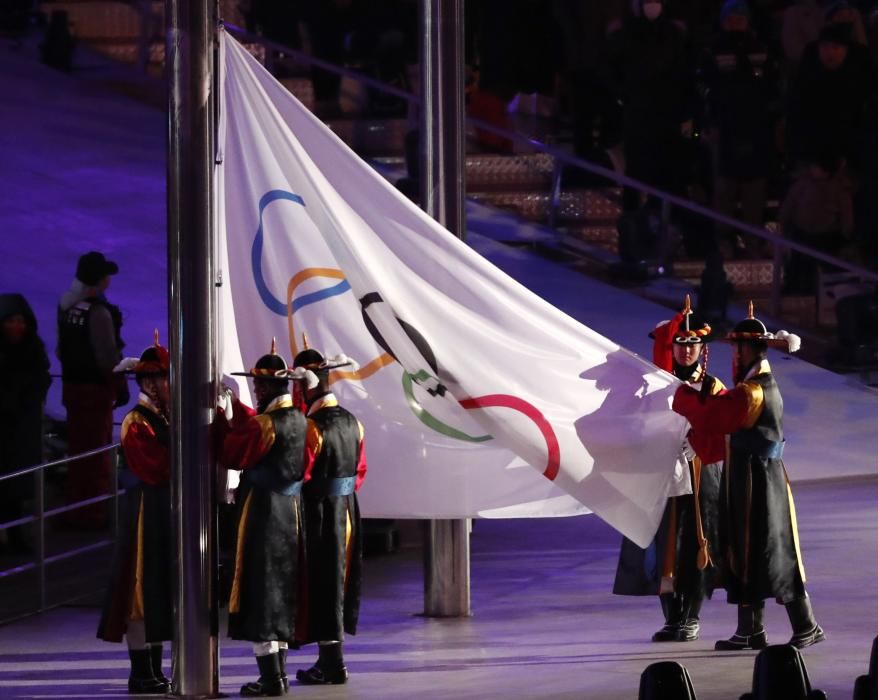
[402,371,493,443]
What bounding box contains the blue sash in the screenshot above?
[730,432,785,459]
[307,476,356,498]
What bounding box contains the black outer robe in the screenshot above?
[298,398,365,644]
[228,405,308,643]
[673,361,808,605]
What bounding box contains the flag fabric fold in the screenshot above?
[217,34,688,547]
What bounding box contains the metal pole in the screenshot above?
[167,0,219,695]
[35,467,45,612]
[419,0,471,618]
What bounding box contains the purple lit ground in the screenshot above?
[0,478,876,698]
[1,35,878,700]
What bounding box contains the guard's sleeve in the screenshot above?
[354,420,367,491]
[219,400,275,469]
[121,412,169,485]
[685,374,729,464]
[673,381,764,435]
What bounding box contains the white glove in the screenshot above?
[681,437,697,462]
[283,367,319,389]
[217,389,234,421]
[113,357,139,373]
[222,469,241,504]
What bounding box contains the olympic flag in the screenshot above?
[216,34,688,547]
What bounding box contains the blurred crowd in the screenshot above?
[237,0,878,286]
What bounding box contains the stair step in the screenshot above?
[469,189,622,223]
[465,153,554,189]
[674,258,777,294]
[40,0,150,40]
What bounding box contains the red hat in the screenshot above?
[649,295,711,372]
[131,330,170,376]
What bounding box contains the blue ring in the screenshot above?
[251,190,306,315]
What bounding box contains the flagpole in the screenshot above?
[420,0,471,617]
[167,0,220,694]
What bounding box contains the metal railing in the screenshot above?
[0,443,123,623]
[224,22,878,327]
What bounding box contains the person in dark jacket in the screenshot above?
[673,303,825,651]
[786,22,875,170]
[57,251,128,529]
[702,0,778,257]
[614,296,726,643]
[604,0,696,212]
[285,341,367,686]
[0,293,51,555]
[219,340,310,697]
[96,333,173,695]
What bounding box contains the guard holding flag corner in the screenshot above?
[282,335,367,686]
[96,331,173,694]
[218,338,309,697]
[672,302,824,651]
[613,295,726,643]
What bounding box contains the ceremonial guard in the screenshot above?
[219,340,309,697]
[673,303,824,650]
[97,332,172,694]
[284,339,367,686]
[614,296,726,642]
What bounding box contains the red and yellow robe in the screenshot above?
[97,394,172,644]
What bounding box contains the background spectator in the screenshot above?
[785,23,874,170]
[552,0,627,169]
[703,0,779,258]
[781,0,825,71]
[57,252,128,530]
[780,152,854,293]
[0,293,51,555]
[604,0,696,213]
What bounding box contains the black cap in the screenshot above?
[293,348,326,371]
[76,251,119,286]
[230,351,290,378]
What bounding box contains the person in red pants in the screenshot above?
[57,251,128,529]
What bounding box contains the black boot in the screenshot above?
[296,643,348,685]
[240,652,285,697]
[715,603,768,651]
[652,593,684,642]
[677,592,703,642]
[278,648,289,692]
[128,648,170,695]
[149,644,170,686]
[786,595,826,649]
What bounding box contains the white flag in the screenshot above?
[217,34,688,547]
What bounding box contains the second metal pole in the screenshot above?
[419,0,471,618]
